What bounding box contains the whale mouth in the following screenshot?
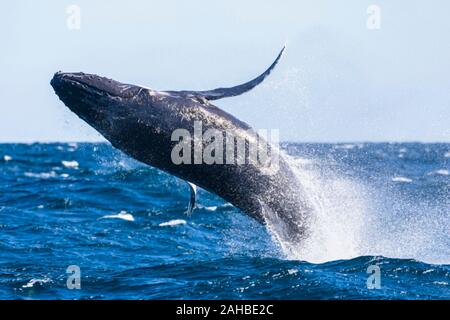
[50,72,139,99]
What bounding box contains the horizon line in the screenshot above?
[0,140,449,144]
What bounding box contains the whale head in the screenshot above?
[50,72,174,147]
[50,71,213,172]
[51,72,142,125]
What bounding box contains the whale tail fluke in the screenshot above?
[174,46,285,101]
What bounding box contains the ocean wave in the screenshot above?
[159,219,187,227]
[392,176,413,183]
[24,171,70,179]
[334,144,356,150]
[200,206,218,211]
[22,277,52,288]
[1,142,449,299]
[100,211,135,222]
[428,169,449,176]
[24,171,58,179]
[62,160,79,169]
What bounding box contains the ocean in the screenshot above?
[0,142,448,299]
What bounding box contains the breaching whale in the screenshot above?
[51,47,312,246]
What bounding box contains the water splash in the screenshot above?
[263,153,450,265]
[285,156,367,263]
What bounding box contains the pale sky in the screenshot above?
[1,0,449,142]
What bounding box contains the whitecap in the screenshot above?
[22,277,52,288]
[287,269,298,275]
[100,211,135,222]
[60,173,70,178]
[213,203,235,210]
[432,169,449,176]
[3,155,12,161]
[62,160,79,169]
[392,176,412,183]
[197,203,233,211]
[24,171,57,179]
[197,205,218,211]
[159,219,186,227]
[334,144,355,150]
[444,151,450,158]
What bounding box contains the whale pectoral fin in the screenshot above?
[186,182,197,217]
[171,46,285,101]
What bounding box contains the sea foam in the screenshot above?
[159,219,187,227]
[100,211,135,222]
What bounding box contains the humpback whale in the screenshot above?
[51,47,312,246]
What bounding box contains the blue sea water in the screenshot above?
[0,142,448,300]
